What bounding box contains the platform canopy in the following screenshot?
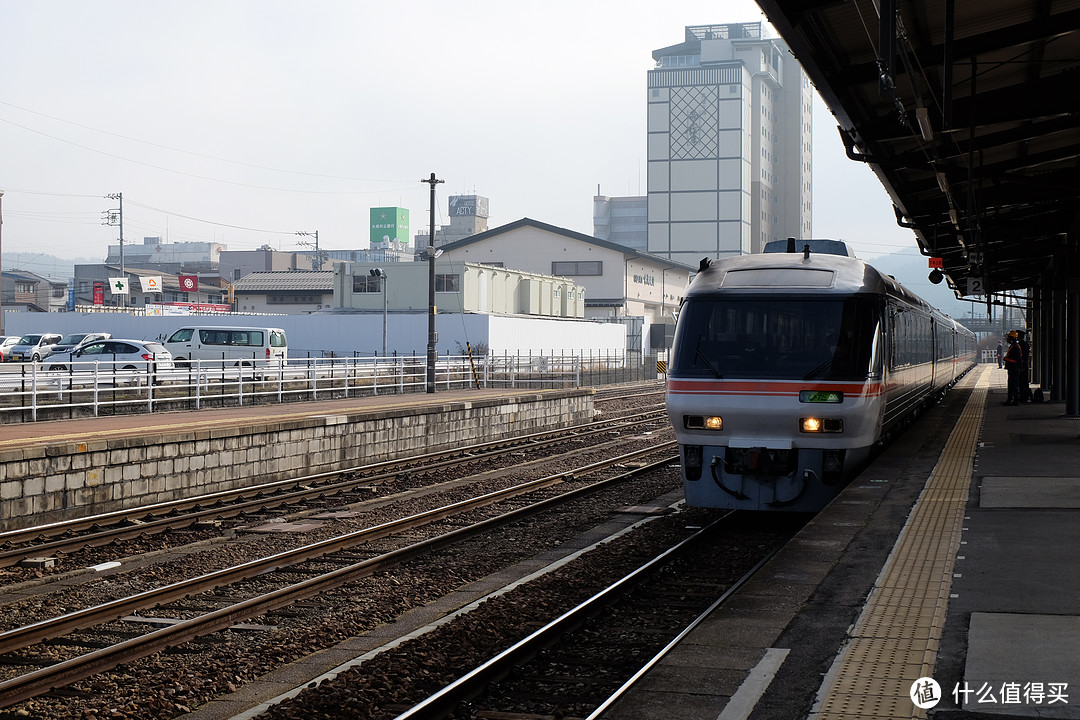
[757,0,1080,300]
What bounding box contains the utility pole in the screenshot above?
[370,268,388,356]
[421,172,444,394]
[296,230,322,270]
[104,193,124,308]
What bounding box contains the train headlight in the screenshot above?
[800,417,844,433]
[685,415,723,431]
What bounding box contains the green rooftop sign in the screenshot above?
[370,207,409,246]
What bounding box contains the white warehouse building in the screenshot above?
[437,218,693,327]
[332,258,587,318]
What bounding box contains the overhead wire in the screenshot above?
[0,115,413,195]
[0,101,412,185]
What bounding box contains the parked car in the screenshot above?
[0,336,20,362]
[46,339,174,373]
[8,333,64,362]
[163,325,288,366]
[40,332,112,359]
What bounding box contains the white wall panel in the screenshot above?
[718,190,745,221]
[647,223,670,256]
[2,311,628,359]
[670,222,717,253]
[718,157,745,191]
[671,160,718,191]
[648,133,670,161]
[718,96,745,129]
[648,161,670,192]
[718,128,743,158]
[671,192,717,221]
[648,103,670,132]
[648,193,669,222]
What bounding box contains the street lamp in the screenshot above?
[370,268,388,356]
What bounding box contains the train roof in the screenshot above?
[687,251,929,308]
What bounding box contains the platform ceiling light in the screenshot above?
[916,107,933,142]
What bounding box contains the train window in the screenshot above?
[670,296,878,380]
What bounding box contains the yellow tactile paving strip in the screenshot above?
[812,365,991,719]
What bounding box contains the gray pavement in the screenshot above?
[931,370,1080,719]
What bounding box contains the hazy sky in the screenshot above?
[1,1,925,272]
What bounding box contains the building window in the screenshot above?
[352,275,382,293]
[435,274,460,292]
[552,261,602,276]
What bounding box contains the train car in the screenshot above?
[665,238,977,512]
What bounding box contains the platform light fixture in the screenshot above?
[916,107,933,142]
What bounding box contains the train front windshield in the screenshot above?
[671,296,879,380]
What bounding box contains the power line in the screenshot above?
[0,115,415,195]
[0,100,411,184]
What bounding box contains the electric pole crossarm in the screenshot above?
[104,193,124,308]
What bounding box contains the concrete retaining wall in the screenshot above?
[0,390,593,532]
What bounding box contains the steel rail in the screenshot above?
[584,543,785,719]
[392,509,738,720]
[0,446,678,709]
[0,407,668,562]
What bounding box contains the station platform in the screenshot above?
[0,387,580,451]
[601,364,1080,720]
[0,386,598,531]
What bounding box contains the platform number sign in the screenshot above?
[967,276,985,296]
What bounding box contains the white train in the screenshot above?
[665,239,977,511]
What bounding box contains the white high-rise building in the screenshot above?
[647,22,813,265]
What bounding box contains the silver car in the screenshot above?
[0,336,20,362]
[40,332,112,359]
[46,339,175,373]
[9,333,63,362]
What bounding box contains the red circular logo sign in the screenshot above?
[181,277,196,291]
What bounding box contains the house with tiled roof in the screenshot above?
[231,270,335,313]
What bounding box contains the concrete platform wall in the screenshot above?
[0,391,593,531]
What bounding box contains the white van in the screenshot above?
[163,326,287,366]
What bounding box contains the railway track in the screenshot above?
[0,393,681,717]
[0,404,667,571]
[253,509,804,720]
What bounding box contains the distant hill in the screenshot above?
[2,253,99,281]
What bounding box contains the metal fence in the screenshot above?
[0,350,664,423]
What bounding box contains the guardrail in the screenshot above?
[0,351,660,423]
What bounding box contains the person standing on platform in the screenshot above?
[1016,330,1032,402]
[996,340,1004,368]
[1002,331,1022,405]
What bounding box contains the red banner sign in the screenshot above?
[928,257,944,269]
[178,275,199,292]
[93,281,104,305]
